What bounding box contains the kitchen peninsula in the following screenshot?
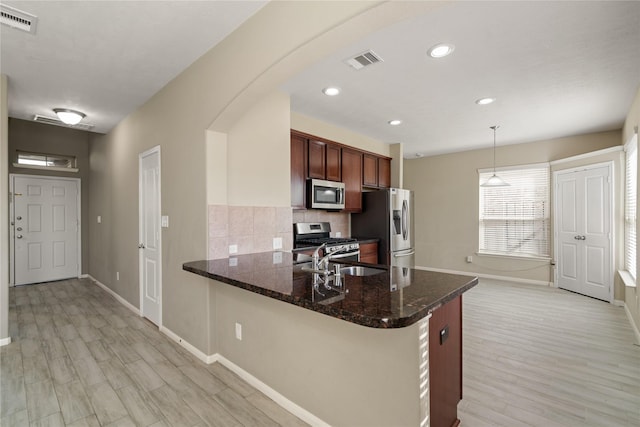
[184,252,478,427]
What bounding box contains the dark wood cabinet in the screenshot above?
[363,154,391,188]
[363,153,378,187]
[429,295,462,427]
[378,157,391,188]
[326,144,342,182]
[291,133,307,209]
[308,139,326,179]
[359,241,378,264]
[342,148,363,212]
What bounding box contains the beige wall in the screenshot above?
[404,130,621,286]
[86,0,426,358]
[623,86,640,337]
[8,118,93,273]
[1,74,9,342]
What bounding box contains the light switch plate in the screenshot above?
[97,215,101,224]
[161,215,169,228]
[229,244,238,254]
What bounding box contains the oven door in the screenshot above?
[329,250,360,263]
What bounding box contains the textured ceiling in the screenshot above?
[1,1,639,158]
[281,1,640,157]
[1,0,268,134]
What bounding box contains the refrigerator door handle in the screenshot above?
[394,250,415,257]
[402,200,408,240]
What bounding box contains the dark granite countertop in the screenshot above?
[183,252,478,329]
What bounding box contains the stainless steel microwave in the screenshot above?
[308,179,345,210]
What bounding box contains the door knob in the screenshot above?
[574,235,581,240]
[16,235,23,239]
[138,243,145,249]
[16,227,22,231]
[16,216,22,221]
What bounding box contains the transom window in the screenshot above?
[15,151,77,172]
[479,164,550,258]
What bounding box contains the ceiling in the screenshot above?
[2,1,639,158]
[0,0,268,134]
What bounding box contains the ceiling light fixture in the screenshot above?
[428,43,455,58]
[322,87,340,96]
[481,125,510,187]
[475,97,495,105]
[388,119,402,126]
[53,108,86,125]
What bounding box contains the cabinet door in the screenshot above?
[363,153,378,187]
[326,144,342,182]
[342,149,363,212]
[291,134,307,209]
[378,157,391,188]
[359,242,378,264]
[308,140,326,179]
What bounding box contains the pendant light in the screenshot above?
[481,125,510,187]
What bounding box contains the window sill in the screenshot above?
[477,252,551,262]
[13,163,79,173]
[618,270,636,288]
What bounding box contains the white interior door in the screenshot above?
[139,146,162,326]
[12,175,80,285]
[555,164,612,301]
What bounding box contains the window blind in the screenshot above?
[625,135,637,280]
[479,165,550,257]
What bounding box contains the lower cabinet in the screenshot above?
[359,241,378,264]
[429,295,462,427]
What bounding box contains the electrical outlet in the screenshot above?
[335,231,342,237]
[229,257,238,267]
[466,255,473,263]
[235,322,242,340]
[229,244,238,254]
[116,271,120,281]
[273,252,283,264]
[273,237,283,250]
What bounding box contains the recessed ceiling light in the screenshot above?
[388,119,402,126]
[475,97,496,105]
[322,87,340,96]
[415,153,424,158]
[428,43,455,58]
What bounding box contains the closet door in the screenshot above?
[555,164,612,301]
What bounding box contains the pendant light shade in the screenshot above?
[53,108,86,125]
[481,125,510,187]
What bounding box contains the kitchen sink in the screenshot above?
[338,266,386,276]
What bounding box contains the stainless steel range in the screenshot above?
[293,222,360,261]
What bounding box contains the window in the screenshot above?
[479,164,550,258]
[625,134,637,280]
[15,151,78,172]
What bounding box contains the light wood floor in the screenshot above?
[2,278,639,426]
[459,279,640,427]
[0,278,309,426]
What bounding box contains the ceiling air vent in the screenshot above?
[345,50,383,70]
[34,115,94,131]
[1,4,38,34]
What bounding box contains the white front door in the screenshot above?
[555,164,612,301]
[11,175,80,285]
[139,146,162,326]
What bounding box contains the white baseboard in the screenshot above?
[612,299,625,307]
[414,265,553,287]
[0,337,12,347]
[159,325,217,364]
[79,274,89,279]
[214,354,330,427]
[623,303,640,345]
[87,275,140,316]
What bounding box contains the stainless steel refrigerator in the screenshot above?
[351,188,414,268]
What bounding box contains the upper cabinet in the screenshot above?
[363,153,391,189]
[290,130,391,211]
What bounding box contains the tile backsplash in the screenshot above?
[208,205,293,259]
[208,205,350,259]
